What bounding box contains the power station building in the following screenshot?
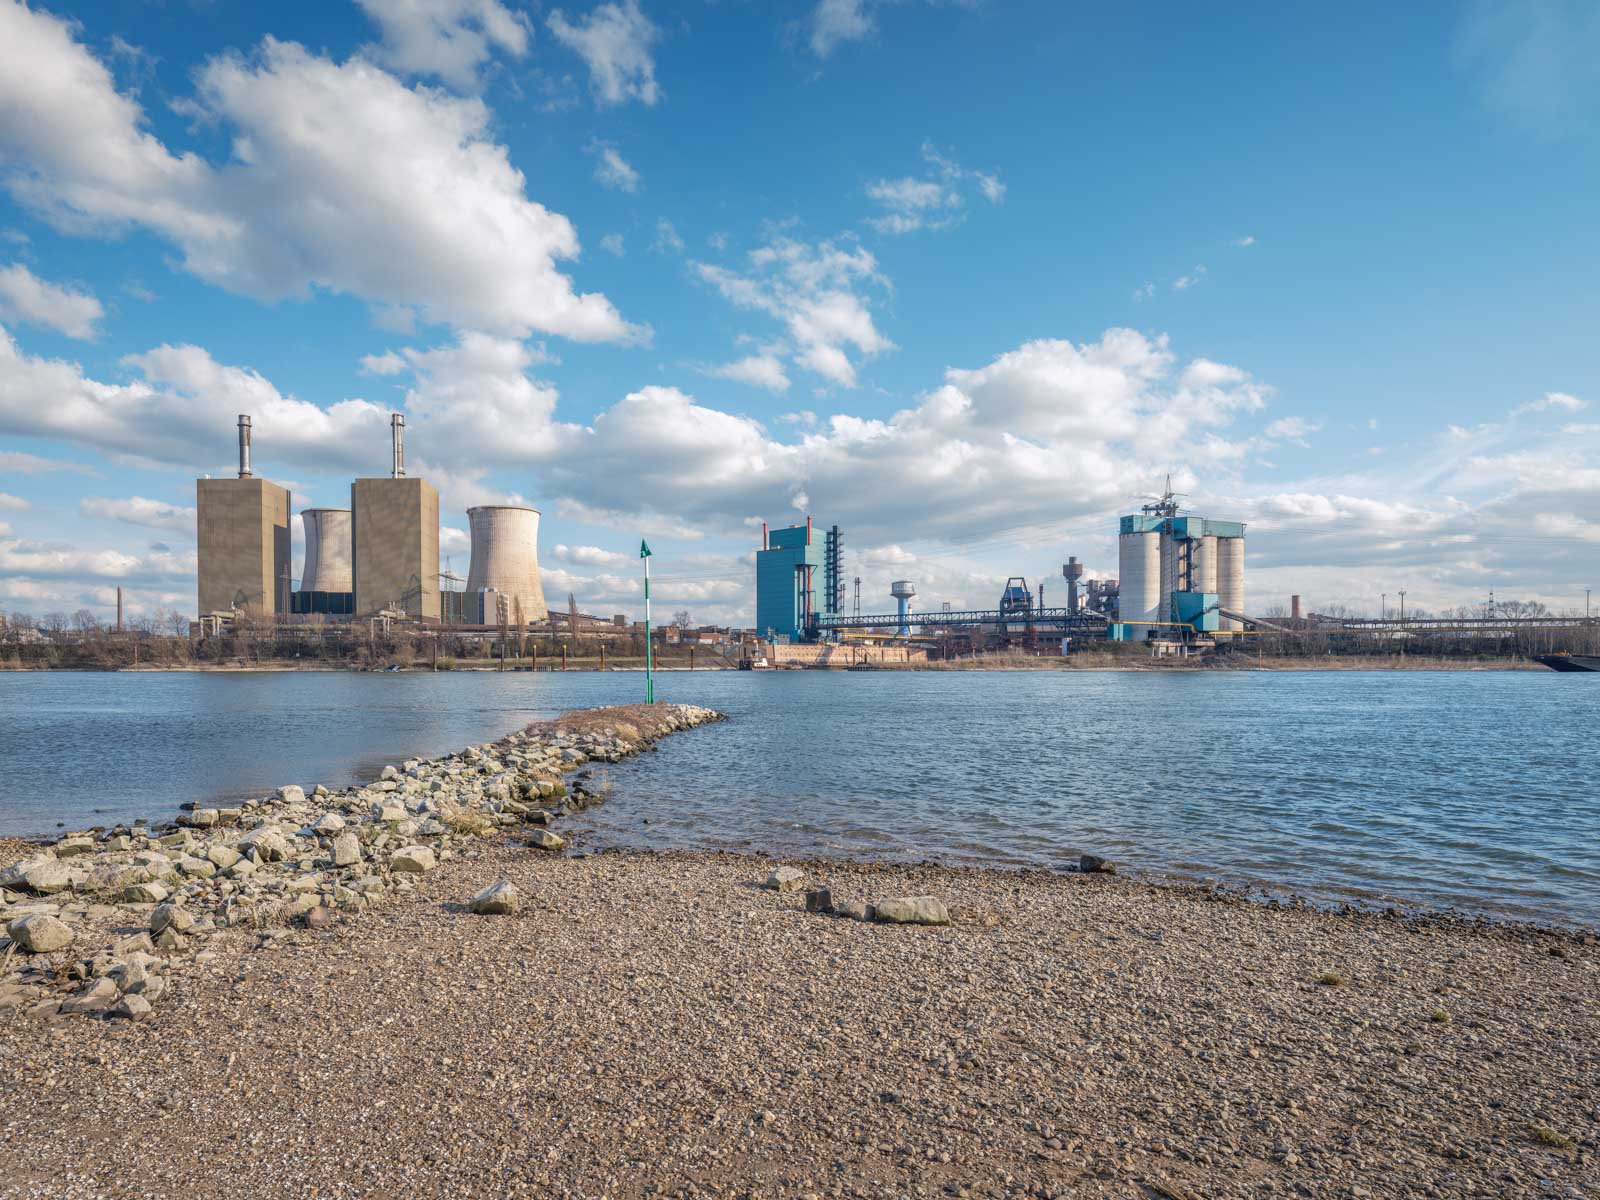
[196,416,292,616]
[465,505,548,625]
[755,519,838,641]
[1117,494,1245,632]
[352,416,440,619]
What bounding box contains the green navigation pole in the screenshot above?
[641,539,654,704]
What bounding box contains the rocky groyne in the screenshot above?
[0,703,723,1022]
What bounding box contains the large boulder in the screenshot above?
[236,828,290,862]
[527,829,566,852]
[149,903,195,936]
[0,858,75,896]
[766,866,806,893]
[51,837,97,859]
[206,844,242,870]
[468,881,520,915]
[870,896,951,926]
[60,977,119,1015]
[277,785,306,805]
[311,812,346,835]
[7,913,75,953]
[121,881,169,905]
[390,846,436,874]
[331,833,362,867]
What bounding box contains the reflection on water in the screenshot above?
[1,669,1595,924]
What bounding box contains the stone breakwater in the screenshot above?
[0,703,723,1023]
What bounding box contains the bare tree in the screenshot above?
[671,610,692,629]
[72,608,103,634]
[40,611,68,635]
[8,611,35,629]
[166,609,192,637]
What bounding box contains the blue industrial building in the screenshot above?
[755,520,826,641]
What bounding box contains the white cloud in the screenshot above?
[0,325,390,471]
[865,142,1004,235]
[701,354,791,393]
[0,536,195,583]
[653,218,685,254]
[551,543,633,567]
[599,232,625,257]
[1264,416,1323,445]
[0,449,90,475]
[692,236,893,387]
[809,0,873,56]
[0,6,634,342]
[80,495,196,533]
[360,350,407,376]
[1233,234,1256,247]
[1513,390,1586,416]
[0,263,102,339]
[547,0,661,107]
[588,140,641,192]
[0,491,27,511]
[355,0,530,89]
[1172,266,1208,291]
[1453,1,1600,133]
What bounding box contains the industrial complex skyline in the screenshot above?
[0,0,1597,626]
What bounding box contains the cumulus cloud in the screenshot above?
[0,325,390,471]
[0,449,91,475]
[551,543,633,567]
[547,0,661,106]
[807,0,976,58]
[79,495,196,533]
[0,491,27,511]
[360,350,407,376]
[599,232,625,257]
[0,5,633,342]
[700,354,791,393]
[692,236,893,387]
[865,142,1004,235]
[588,140,641,192]
[0,263,102,339]
[355,0,530,89]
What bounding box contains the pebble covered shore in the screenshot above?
[2,705,1597,1199]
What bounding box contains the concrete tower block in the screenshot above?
[352,477,440,619]
[197,478,291,615]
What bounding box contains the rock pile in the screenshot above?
[0,703,723,1022]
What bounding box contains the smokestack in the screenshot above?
[806,514,812,546]
[237,414,252,478]
[762,522,768,551]
[390,413,405,478]
[1291,594,1302,621]
[116,586,123,632]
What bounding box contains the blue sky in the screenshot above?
[1,0,1597,625]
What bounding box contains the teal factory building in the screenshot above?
[755,518,836,641]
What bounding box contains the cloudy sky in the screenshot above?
[0,0,1596,626]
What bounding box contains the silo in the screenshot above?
[1218,537,1245,630]
[1158,530,1179,620]
[1189,534,1218,594]
[1117,531,1160,622]
[300,509,353,593]
[466,506,548,623]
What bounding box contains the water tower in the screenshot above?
[890,580,916,635]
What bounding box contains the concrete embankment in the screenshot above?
[0,703,722,1023]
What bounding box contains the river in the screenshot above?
[1,669,1595,924]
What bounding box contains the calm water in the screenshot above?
[1,670,1595,925]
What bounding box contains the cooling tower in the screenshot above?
[1118,531,1160,623]
[465,506,548,623]
[299,509,352,593]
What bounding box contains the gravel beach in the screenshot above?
[1,706,1596,1199]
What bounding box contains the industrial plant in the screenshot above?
[751,483,1259,663]
[196,415,550,641]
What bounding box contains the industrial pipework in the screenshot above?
[390,413,405,478]
[237,414,252,479]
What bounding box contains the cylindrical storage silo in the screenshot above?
[1117,531,1161,623]
[300,508,353,593]
[1190,534,1218,594]
[466,506,549,623]
[1158,531,1179,621]
[1218,537,1245,630]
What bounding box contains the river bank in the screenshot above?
[3,838,1595,1199]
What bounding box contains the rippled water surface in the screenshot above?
[1,669,1595,923]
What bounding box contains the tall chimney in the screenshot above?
[806,514,812,546]
[762,522,768,551]
[116,586,123,632]
[237,414,252,478]
[1291,594,1302,621]
[390,413,405,478]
